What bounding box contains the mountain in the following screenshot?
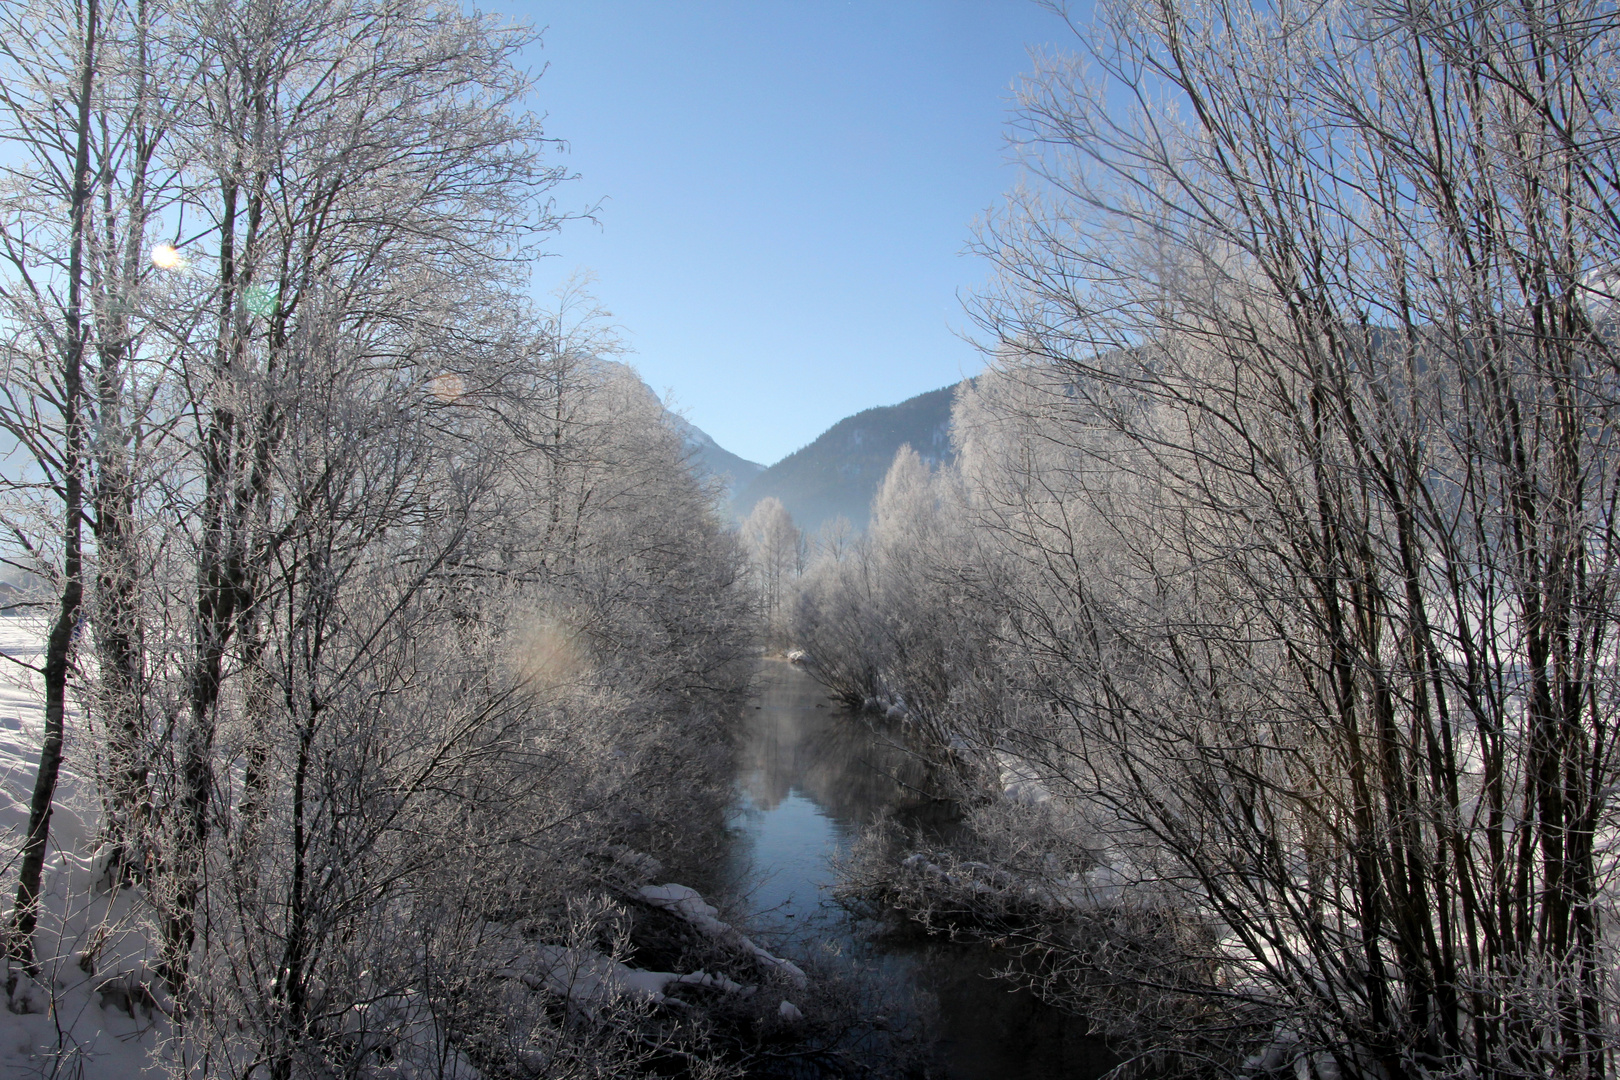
[599,361,765,500]
[670,413,767,499]
[732,383,959,534]
[614,365,964,530]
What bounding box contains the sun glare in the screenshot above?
[150,243,184,270]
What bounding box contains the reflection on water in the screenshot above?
[725,659,1114,1080]
[727,658,941,938]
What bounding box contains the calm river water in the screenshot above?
[720,659,1114,1079]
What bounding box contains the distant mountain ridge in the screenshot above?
[669,413,766,498]
[601,362,766,500]
[732,383,960,534]
[642,369,965,533]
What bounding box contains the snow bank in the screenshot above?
[1242,1025,1346,1080]
[0,618,99,867]
[498,943,747,1017]
[996,751,1052,807]
[860,692,910,722]
[637,883,808,988]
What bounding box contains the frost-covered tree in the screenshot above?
[819,0,1620,1074]
[791,445,996,748]
[0,0,198,969]
[0,1,756,1073]
[741,495,802,644]
[149,0,565,993]
[811,514,856,565]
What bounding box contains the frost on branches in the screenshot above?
[0,1,755,1075]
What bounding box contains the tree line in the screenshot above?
[0,1,755,1074]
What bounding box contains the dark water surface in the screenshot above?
[723,659,1114,1079]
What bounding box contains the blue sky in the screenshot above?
[507,1,1077,466]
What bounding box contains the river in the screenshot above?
[719,658,1115,1079]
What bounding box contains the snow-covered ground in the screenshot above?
[0,616,170,1078]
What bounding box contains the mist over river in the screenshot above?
[718,659,1114,1079]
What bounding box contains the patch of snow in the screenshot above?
[0,620,177,1078]
[1077,862,1130,906]
[636,883,808,988]
[997,751,1051,806]
[497,944,747,1018]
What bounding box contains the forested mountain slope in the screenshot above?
[732,383,959,532]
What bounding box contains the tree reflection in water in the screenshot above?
[723,660,1114,1080]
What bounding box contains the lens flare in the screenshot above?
[427,372,464,403]
[244,283,278,318]
[508,617,587,692]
